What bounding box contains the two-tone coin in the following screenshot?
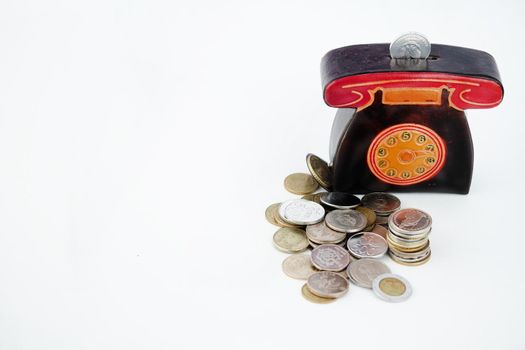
[347,232,388,259]
[307,271,349,298]
[347,259,391,289]
[278,199,325,226]
[273,227,309,253]
[306,153,332,190]
[306,221,346,244]
[372,273,412,302]
[284,173,318,195]
[311,244,351,272]
[282,254,318,280]
[320,192,361,209]
[361,192,401,216]
[325,209,367,233]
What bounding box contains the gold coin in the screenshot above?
[306,154,332,190]
[314,192,327,203]
[282,254,318,280]
[284,173,319,195]
[301,284,336,304]
[387,234,429,252]
[379,277,406,296]
[265,203,281,226]
[273,227,309,253]
[356,206,377,227]
[387,240,428,253]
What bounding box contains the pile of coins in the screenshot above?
[387,208,432,265]
[265,153,433,303]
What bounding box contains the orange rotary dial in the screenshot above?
[367,124,446,186]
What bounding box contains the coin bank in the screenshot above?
[322,34,503,194]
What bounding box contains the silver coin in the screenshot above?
[375,215,389,225]
[309,238,349,250]
[389,32,431,59]
[325,209,367,233]
[282,254,318,280]
[347,232,388,258]
[311,244,351,272]
[389,246,431,261]
[320,192,361,209]
[308,239,319,249]
[388,208,432,236]
[372,273,412,302]
[388,228,430,243]
[347,259,391,289]
[278,199,325,226]
[388,226,430,240]
[306,221,346,244]
[361,192,401,215]
[307,271,349,298]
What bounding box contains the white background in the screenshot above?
[0,0,524,349]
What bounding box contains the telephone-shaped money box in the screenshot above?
[322,43,503,194]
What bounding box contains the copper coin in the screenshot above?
[371,224,388,240]
[389,208,432,236]
[361,192,401,215]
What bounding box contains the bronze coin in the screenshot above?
[284,173,319,195]
[306,153,332,190]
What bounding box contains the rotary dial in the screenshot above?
[367,123,446,186]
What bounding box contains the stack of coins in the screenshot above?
[387,208,432,265]
[265,153,427,303]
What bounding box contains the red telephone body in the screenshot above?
[321,43,503,194]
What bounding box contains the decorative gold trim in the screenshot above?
[341,78,480,89]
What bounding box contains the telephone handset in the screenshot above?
[321,39,503,194]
